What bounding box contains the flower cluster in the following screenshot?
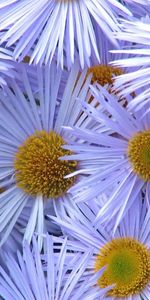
[0,1,150,300]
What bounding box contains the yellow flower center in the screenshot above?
[14,130,77,199]
[87,65,123,86]
[128,130,150,182]
[23,56,30,63]
[95,237,150,298]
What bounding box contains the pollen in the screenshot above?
[95,237,150,298]
[14,130,77,199]
[128,130,150,182]
[87,65,123,86]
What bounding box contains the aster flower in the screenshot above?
[0,235,109,300]
[61,84,150,230]
[0,0,132,69]
[0,47,17,86]
[0,61,99,248]
[88,39,133,109]
[86,35,140,111]
[89,44,123,88]
[51,194,150,300]
[111,16,150,111]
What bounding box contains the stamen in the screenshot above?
[128,130,150,182]
[14,130,77,199]
[87,65,122,86]
[95,237,150,297]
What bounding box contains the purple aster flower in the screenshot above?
[61,84,150,230]
[87,39,135,110]
[51,194,150,300]
[0,235,109,300]
[0,0,132,69]
[0,61,100,248]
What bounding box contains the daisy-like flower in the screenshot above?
[88,41,123,89]
[86,37,138,110]
[0,47,17,86]
[51,194,150,300]
[87,39,130,109]
[61,84,150,230]
[0,0,132,69]
[0,61,98,248]
[111,15,150,111]
[0,235,109,300]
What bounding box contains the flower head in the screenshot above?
[87,38,135,109]
[51,194,150,299]
[0,61,95,248]
[61,84,150,230]
[0,0,132,69]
